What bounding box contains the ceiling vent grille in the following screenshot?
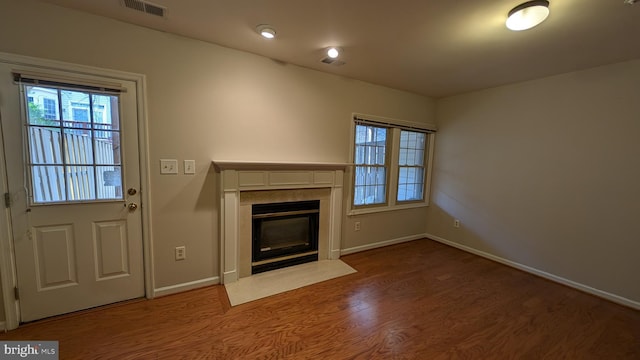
[320,57,346,66]
[122,0,167,17]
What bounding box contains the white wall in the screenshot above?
[428,59,640,304]
[0,0,434,301]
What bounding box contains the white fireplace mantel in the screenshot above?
[213,160,349,284]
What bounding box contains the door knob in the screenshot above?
[128,188,137,196]
[128,203,138,211]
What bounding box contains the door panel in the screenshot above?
[0,63,144,322]
[93,220,130,279]
[34,224,77,290]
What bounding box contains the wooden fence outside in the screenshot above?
[28,127,118,203]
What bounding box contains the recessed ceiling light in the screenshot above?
[327,47,340,59]
[506,1,550,31]
[256,25,276,39]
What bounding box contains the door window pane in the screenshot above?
[26,86,60,126]
[97,166,122,200]
[94,132,121,165]
[23,85,123,203]
[31,166,65,203]
[64,129,94,165]
[28,127,63,165]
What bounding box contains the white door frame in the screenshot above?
[0,51,154,330]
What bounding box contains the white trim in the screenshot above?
[153,277,220,298]
[340,234,425,256]
[0,51,153,327]
[425,233,640,311]
[213,161,349,171]
[0,58,22,331]
[0,107,19,330]
[136,74,154,301]
[223,270,238,284]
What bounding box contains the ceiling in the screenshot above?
[37,0,640,98]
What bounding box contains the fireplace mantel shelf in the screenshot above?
[212,160,350,171]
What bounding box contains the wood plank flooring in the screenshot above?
[1,239,639,359]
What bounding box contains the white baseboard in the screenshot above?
[153,276,220,298]
[425,233,640,311]
[222,270,238,284]
[341,234,425,256]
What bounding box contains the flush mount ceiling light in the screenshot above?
[321,47,346,66]
[256,24,276,39]
[326,47,341,59]
[506,0,550,31]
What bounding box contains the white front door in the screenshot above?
[0,63,144,322]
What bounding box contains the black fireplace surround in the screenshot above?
[251,200,320,274]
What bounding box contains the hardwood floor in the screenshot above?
[2,239,639,359]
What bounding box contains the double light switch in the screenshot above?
[160,159,195,175]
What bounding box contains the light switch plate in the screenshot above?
[184,160,196,174]
[160,159,178,174]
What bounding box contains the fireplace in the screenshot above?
[213,160,347,283]
[252,200,320,274]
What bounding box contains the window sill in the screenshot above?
[347,201,428,216]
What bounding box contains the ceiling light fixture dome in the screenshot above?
[256,24,276,39]
[327,47,340,59]
[506,0,550,31]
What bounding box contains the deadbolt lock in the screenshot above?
[128,188,137,196]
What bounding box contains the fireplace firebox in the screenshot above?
[251,200,320,274]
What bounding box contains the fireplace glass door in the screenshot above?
[252,200,319,273]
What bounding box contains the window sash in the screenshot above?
[354,165,387,206]
[397,130,427,202]
[353,124,389,207]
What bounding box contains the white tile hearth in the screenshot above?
[224,260,357,306]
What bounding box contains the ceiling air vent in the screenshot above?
[320,57,346,66]
[122,0,167,17]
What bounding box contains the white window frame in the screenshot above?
[348,113,436,216]
[352,123,390,207]
[397,129,428,203]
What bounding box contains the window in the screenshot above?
[23,84,122,204]
[42,98,57,120]
[397,130,426,202]
[351,115,434,213]
[72,107,89,121]
[353,124,388,206]
[71,102,90,122]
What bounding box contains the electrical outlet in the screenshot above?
[175,246,186,260]
[160,159,178,174]
[184,160,196,174]
[454,219,460,228]
[354,221,361,231]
